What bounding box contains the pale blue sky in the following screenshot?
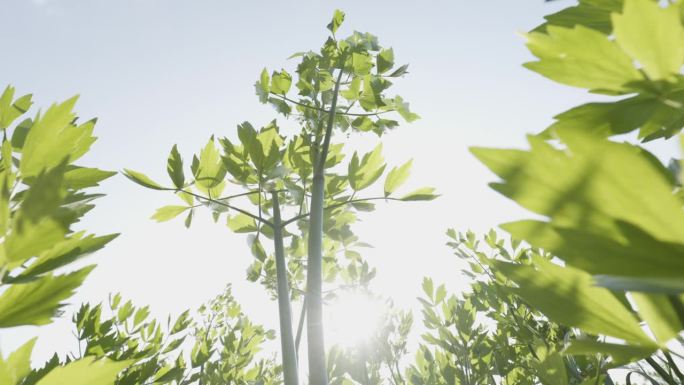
[1,0,677,363]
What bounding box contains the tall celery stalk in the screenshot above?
[272,191,299,385]
[306,68,344,385]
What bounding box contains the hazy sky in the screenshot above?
[1,0,678,364]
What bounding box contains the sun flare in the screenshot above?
[324,291,386,349]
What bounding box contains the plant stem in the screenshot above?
[664,351,684,384]
[645,356,679,385]
[295,297,307,355]
[272,191,299,385]
[306,66,345,385]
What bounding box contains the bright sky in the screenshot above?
[0,0,678,365]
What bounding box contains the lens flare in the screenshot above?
[324,291,385,348]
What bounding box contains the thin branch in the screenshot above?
[271,93,393,118]
[175,189,274,227]
[281,196,403,227]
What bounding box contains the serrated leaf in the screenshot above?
[524,25,642,92]
[0,86,33,130]
[64,167,116,189]
[271,70,292,95]
[0,266,95,327]
[35,357,131,385]
[256,68,270,103]
[167,145,185,189]
[21,97,97,177]
[494,258,654,346]
[377,48,394,74]
[612,0,684,80]
[0,338,36,385]
[327,9,345,34]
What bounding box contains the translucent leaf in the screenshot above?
[0,266,95,327]
[495,258,654,347]
[613,0,684,80]
[64,167,116,189]
[271,70,292,95]
[18,233,118,278]
[400,187,438,201]
[228,213,257,233]
[35,357,131,385]
[564,339,655,365]
[255,68,270,103]
[0,86,32,130]
[151,206,189,223]
[327,9,345,34]
[0,338,36,385]
[524,25,642,92]
[377,48,394,74]
[167,144,185,189]
[20,97,97,177]
[384,159,412,197]
[348,144,386,191]
[123,169,165,190]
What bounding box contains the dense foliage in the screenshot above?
[0,87,127,384]
[3,1,684,385]
[472,0,684,383]
[125,9,433,385]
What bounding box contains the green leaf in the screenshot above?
[0,338,36,385]
[494,257,654,346]
[271,70,292,95]
[384,159,412,197]
[0,266,95,327]
[327,9,345,34]
[532,347,568,385]
[167,145,185,189]
[524,25,642,92]
[535,0,619,34]
[151,206,189,223]
[3,219,66,268]
[64,167,116,189]
[351,53,373,76]
[394,96,420,122]
[542,93,684,141]
[400,187,438,201]
[227,213,257,233]
[631,293,683,344]
[612,0,684,80]
[194,138,226,196]
[377,48,395,74]
[184,209,193,228]
[256,68,270,103]
[501,220,684,278]
[19,161,66,223]
[20,97,97,177]
[18,233,118,279]
[123,169,165,190]
[348,144,386,191]
[472,130,684,245]
[565,339,655,365]
[388,64,409,78]
[594,275,684,294]
[340,77,361,101]
[422,277,434,299]
[35,357,131,385]
[0,86,33,130]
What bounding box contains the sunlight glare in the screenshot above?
[324,291,386,348]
